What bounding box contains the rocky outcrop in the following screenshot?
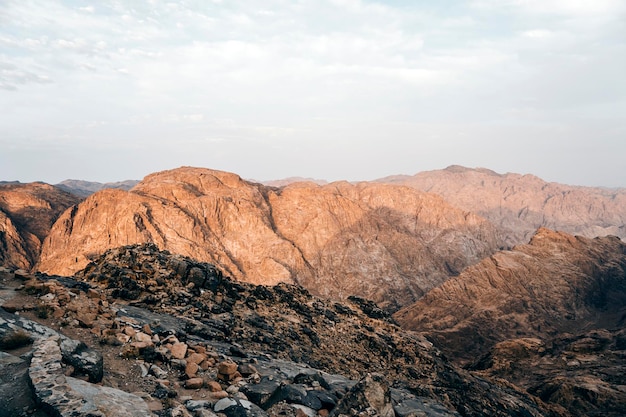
[378,165,626,246]
[0,182,80,270]
[392,228,626,415]
[29,336,152,417]
[469,329,626,417]
[395,228,626,363]
[3,246,564,417]
[38,167,503,311]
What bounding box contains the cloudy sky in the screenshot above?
[1,0,625,186]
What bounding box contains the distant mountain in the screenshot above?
[0,182,80,269]
[395,227,626,415]
[37,167,502,311]
[260,177,329,187]
[55,179,139,197]
[395,228,626,362]
[377,165,626,246]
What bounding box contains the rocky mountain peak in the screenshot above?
[37,166,503,312]
[377,166,626,245]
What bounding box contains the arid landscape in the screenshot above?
[1,166,625,417]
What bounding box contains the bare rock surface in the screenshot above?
[395,228,626,360]
[0,182,80,269]
[395,228,626,416]
[37,167,502,311]
[378,165,626,245]
[469,331,626,417]
[1,250,561,417]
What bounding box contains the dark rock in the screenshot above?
[214,398,268,417]
[273,384,307,405]
[241,378,281,409]
[186,399,213,411]
[0,352,48,416]
[304,390,337,410]
[347,296,393,321]
[59,338,104,383]
[230,345,248,358]
[330,374,394,417]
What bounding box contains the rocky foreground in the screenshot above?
[1,244,563,417]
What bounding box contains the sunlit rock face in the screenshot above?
[37,166,502,311]
[378,165,626,246]
[395,228,626,362]
[0,182,80,270]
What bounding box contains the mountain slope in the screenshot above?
[0,182,80,269]
[37,167,503,311]
[1,244,564,417]
[395,228,626,362]
[378,165,626,246]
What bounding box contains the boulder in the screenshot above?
[214,398,268,417]
[330,374,394,417]
[59,338,104,383]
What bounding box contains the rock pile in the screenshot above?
[0,246,560,416]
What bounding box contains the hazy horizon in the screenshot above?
[1,1,625,187]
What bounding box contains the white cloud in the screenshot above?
[0,0,624,186]
[521,29,553,39]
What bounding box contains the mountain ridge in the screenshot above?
[37,167,502,311]
[377,165,626,245]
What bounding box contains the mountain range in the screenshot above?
[0,165,625,416]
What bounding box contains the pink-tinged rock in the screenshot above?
[134,332,152,344]
[217,360,238,376]
[187,352,206,365]
[206,380,222,392]
[185,362,199,379]
[185,378,204,389]
[170,342,188,360]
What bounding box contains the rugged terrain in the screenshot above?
[37,167,502,311]
[395,228,626,415]
[0,182,80,270]
[1,245,563,416]
[378,165,626,245]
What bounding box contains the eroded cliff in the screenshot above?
[379,165,626,246]
[37,167,503,310]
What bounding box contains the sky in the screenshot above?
[1,0,625,187]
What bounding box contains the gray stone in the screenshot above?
[330,374,394,417]
[391,389,460,417]
[186,399,213,411]
[393,398,460,417]
[303,390,337,410]
[29,336,152,417]
[214,398,268,417]
[291,404,316,417]
[66,377,153,417]
[214,398,238,412]
[150,364,169,379]
[240,378,280,408]
[0,351,47,416]
[60,337,104,383]
[195,409,219,417]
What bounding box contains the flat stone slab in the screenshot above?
[29,336,152,417]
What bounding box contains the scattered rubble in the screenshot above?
[1,245,571,416]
